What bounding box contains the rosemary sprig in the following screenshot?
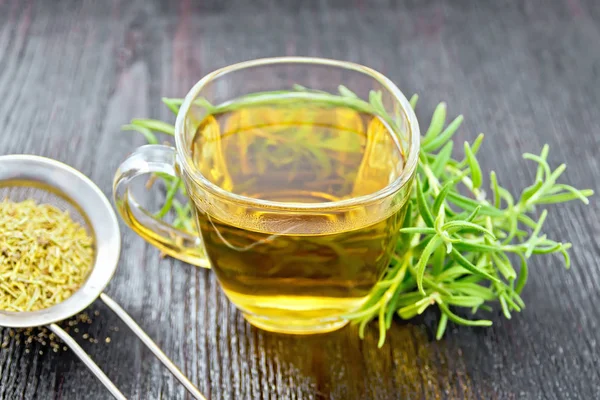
[123,87,592,345]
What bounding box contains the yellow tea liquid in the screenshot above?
[189,99,407,333]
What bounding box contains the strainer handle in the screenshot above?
[113,145,210,268]
[100,293,207,400]
[48,324,127,400]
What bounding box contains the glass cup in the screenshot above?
[113,57,420,334]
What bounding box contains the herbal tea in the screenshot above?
[189,99,408,333]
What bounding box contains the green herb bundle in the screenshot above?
[124,86,592,345]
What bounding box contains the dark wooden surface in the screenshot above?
[0,0,599,399]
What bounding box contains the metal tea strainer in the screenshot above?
[0,154,205,400]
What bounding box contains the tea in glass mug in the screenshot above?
[113,57,419,334]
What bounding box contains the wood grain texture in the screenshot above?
[0,0,599,399]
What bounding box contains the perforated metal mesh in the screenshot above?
[0,155,120,328]
[0,181,92,235]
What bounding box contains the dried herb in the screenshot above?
[1,309,118,352]
[124,86,593,344]
[0,199,94,312]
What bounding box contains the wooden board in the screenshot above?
[0,0,598,398]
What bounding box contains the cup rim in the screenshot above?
[174,56,420,211]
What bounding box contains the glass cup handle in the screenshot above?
[113,144,210,268]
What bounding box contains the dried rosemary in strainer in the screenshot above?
[0,199,94,311]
